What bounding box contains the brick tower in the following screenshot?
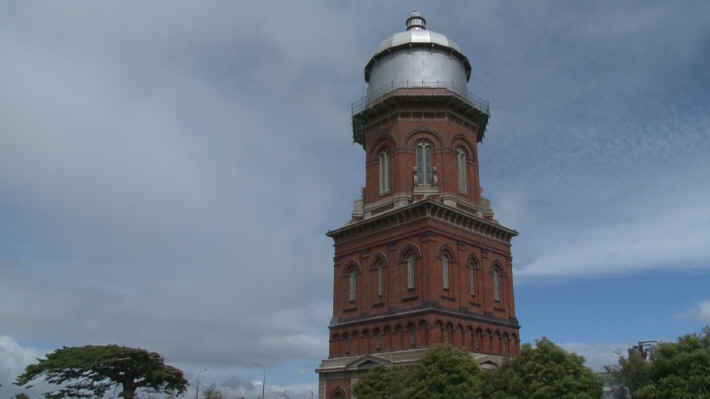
[317,11,520,399]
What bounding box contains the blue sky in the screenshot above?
[1,1,709,398]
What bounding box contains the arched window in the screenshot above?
[416,141,434,185]
[407,254,416,289]
[442,255,450,290]
[457,148,467,193]
[349,271,357,302]
[378,150,390,194]
[377,263,383,298]
[467,256,478,297]
[493,268,500,302]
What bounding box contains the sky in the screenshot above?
[1,0,709,397]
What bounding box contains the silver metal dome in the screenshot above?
[364,11,472,101]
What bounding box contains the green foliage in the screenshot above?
[605,348,651,398]
[14,394,32,399]
[203,383,226,399]
[408,345,484,399]
[483,337,602,399]
[353,365,411,399]
[632,327,710,399]
[14,344,188,399]
[353,345,483,399]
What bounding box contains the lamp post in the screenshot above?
[253,363,267,399]
[194,368,208,399]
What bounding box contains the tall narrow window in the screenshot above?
[493,269,500,302]
[468,257,478,297]
[345,334,351,354]
[376,333,382,351]
[457,148,467,193]
[407,254,416,289]
[469,267,476,296]
[377,264,383,298]
[416,141,433,185]
[409,328,416,347]
[379,150,390,194]
[349,271,357,302]
[442,255,449,290]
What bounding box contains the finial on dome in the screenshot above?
[405,10,426,31]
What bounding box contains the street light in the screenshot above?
[194,368,208,399]
[252,363,267,399]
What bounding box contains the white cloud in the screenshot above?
[513,161,710,278]
[695,301,710,323]
[1,0,710,393]
[559,342,627,371]
[0,337,43,397]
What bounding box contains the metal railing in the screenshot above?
[351,80,490,116]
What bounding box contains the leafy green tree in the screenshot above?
[354,345,483,399]
[604,348,651,398]
[203,383,225,399]
[409,345,484,399]
[632,327,710,399]
[353,365,411,399]
[14,345,188,399]
[483,337,602,399]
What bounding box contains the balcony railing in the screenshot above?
[351,80,490,116]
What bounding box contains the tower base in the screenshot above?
[316,348,505,399]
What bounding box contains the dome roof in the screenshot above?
[374,29,463,56]
[364,11,472,82]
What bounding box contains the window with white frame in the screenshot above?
[442,255,450,290]
[468,257,478,297]
[377,263,383,298]
[378,150,390,194]
[349,270,357,302]
[457,148,467,193]
[407,254,416,289]
[493,268,500,302]
[416,141,434,185]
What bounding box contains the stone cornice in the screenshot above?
[327,199,518,245]
[352,88,490,147]
[329,304,520,330]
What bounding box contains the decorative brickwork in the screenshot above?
[318,13,520,399]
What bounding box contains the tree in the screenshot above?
[203,383,225,399]
[353,345,483,399]
[483,337,602,399]
[14,345,188,399]
[353,365,411,399]
[632,327,710,399]
[409,345,484,399]
[14,394,32,399]
[604,347,651,398]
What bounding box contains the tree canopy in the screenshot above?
[352,365,410,399]
[604,346,651,398]
[631,327,710,399]
[14,344,188,399]
[353,345,483,399]
[483,337,602,399]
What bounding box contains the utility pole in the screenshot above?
[195,368,207,399]
[261,366,266,399]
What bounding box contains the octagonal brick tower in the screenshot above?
[317,11,520,399]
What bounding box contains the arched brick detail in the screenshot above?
[368,133,398,158]
[437,243,457,263]
[399,243,422,263]
[405,127,443,147]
